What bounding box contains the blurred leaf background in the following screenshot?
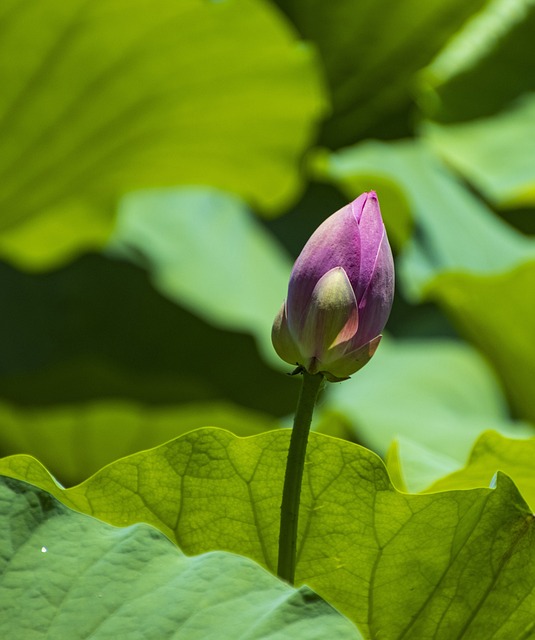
[1,0,534,486]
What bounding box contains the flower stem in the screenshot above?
[277,370,323,584]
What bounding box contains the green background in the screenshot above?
[1,1,535,637]
[1,0,533,484]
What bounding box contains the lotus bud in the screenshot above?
[272,191,394,382]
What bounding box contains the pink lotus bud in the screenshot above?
[272,192,394,382]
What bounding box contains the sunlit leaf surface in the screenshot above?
[0,476,360,639]
[2,428,535,638]
[0,0,324,269]
[424,95,535,207]
[425,430,535,510]
[0,399,276,486]
[426,262,535,423]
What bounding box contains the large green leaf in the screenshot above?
[425,431,535,509]
[317,139,535,299]
[108,187,292,363]
[323,336,532,463]
[424,94,535,207]
[426,261,535,423]
[0,476,360,639]
[0,254,298,413]
[2,427,535,638]
[0,0,325,269]
[274,0,488,146]
[0,399,276,487]
[420,0,535,122]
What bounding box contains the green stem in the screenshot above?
[277,370,323,584]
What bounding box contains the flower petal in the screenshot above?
[321,335,382,381]
[272,191,394,380]
[271,301,302,366]
[357,232,395,344]
[298,267,359,361]
[355,192,386,301]
[286,200,362,334]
